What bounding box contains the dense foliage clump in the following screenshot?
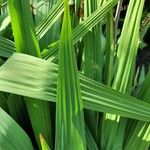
[0,0,150,149]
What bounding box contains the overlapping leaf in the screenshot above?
[55,0,86,149]
[0,0,64,58]
[7,0,53,148]
[0,53,150,122]
[0,0,118,60]
[0,107,34,150]
[125,72,150,150]
[42,0,118,60]
[101,0,145,149]
[35,0,64,40]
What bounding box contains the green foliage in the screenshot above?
[7,0,53,149]
[0,0,150,149]
[0,107,34,150]
[55,0,86,149]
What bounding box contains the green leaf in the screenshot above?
[104,9,115,86]
[55,0,86,149]
[7,0,53,148]
[0,0,63,58]
[35,0,64,40]
[0,15,11,34]
[7,0,41,57]
[83,0,103,143]
[0,92,8,112]
[86,126,99,150]
[0,36,15,58]
[0,0,118,60]
[0,107,34,150]
[7,94,31,133]
[101,0,145,149]
[41,0,118,60]
[125,72,150,150]
[40,134,51,150]
[113,0,145,93]
[0,53,150,122]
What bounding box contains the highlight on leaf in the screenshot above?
[0,0,150,149]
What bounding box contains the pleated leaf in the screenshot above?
[7,0,53,148]
[55,0,86,149]
[35,0,64,40]
[41,0,118,60]
[0,0,118,60]
[125,72,150,150]
[0,36,15,58]
[0,0,64,58]
[83,0,104,143]
[0,53,150,122]
[101,0,145,149]
[7,0,41,57]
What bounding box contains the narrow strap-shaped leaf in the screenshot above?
[7,0,53,148]
[41,0,118,60]
[83,0,103,143]
[0,0,64,58]
[101,0,145,149]
[0,0,118,60]
[39,134,51,150]
[0,107,34,150]
[125,72,150,150]
[55,0,86,149]
[7,0,41,57]
[104,10,114,86]
[86,126,99,150]
[35,0,64,40]
[0,54,150,122]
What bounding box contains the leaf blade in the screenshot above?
[0,107,34,150]
[0,53,150,122]
[55,0,86,149]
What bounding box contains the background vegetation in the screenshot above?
[0,0,150,149]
